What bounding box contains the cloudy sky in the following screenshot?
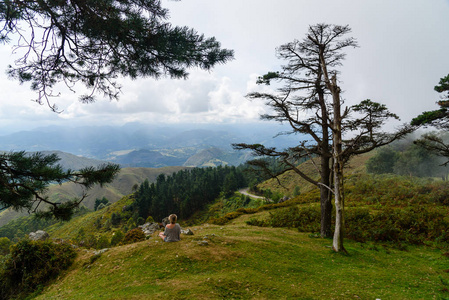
[0,0,448,133]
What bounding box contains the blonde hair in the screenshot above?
[169,214,177,224]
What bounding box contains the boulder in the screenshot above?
[29,230,49,241]
[181,228,194,235]
[139,222,160,237]
[161,217,170,227]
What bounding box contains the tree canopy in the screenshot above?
[0,0,234,110]
[411,74,449,164]
[0,1,234,220]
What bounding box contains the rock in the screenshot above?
[181,228,194,235]
[278,196,290,203]
[94,248,109,255]
[198,240,209,246]
[139,222,160,237]
[29,230,49,241]
[161,217,170,227]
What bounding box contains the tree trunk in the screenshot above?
[320,156,333,238]
[332,161,345,252]
[330,75,346,253]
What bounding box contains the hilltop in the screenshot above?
[33,212,449,299]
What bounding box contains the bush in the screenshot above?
[96,235,110,249]
[110,230,124,246]
[145,216,155,223]
[122,228,145,245]
[209,211,244,225]
[0,237,11,256]
[0,240,76,299]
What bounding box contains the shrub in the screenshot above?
[111,212,122,226]
[110,230,124,246]
[209,211,244,225]
[123,228,145,244]
[0,237,11,256]
[0,240,76,299]
[127,217,137,230]
[96,235,110,249]
[145,216,155,223]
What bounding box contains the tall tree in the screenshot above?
[235,24,412,251]
[234,24,357,238]
[0,0,234,110]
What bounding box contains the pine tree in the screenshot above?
[0,0,234,109]
[0,151,119,220]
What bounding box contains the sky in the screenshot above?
[0,0,449,134]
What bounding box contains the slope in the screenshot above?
[35,214,448,299]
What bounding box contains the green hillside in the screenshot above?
[34,215,448,299]
[3,152,449,299]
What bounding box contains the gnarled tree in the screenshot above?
[235,24,413,251]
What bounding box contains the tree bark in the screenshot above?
[330,75,346,253]
[320,156,333,238]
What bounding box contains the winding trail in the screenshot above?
[238,188,273,202]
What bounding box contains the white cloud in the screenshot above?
[0,0,448,132]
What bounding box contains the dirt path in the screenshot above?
[238,188,272,202]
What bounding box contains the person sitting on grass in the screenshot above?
[158,214,181,242]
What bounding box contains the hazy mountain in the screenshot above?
[183,147,251,167]
[0,122,301,167]
[34,150,107,170]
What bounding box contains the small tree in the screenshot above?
[366,147,399,174]
[94,197,109,211]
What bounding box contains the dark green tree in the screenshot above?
[94,197,109,211]
[0,151,119,220]
[0,0,234,109]
[366,147,399,174]
[411,74,449,163]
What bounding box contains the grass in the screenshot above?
[34,214,449,299]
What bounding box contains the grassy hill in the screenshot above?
[34,214,449,299]
[4,151,449,299]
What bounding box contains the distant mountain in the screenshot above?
[183,147,251,167]
[35,150,107,170]
[0,123,301,166]
[110,149,187,168]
